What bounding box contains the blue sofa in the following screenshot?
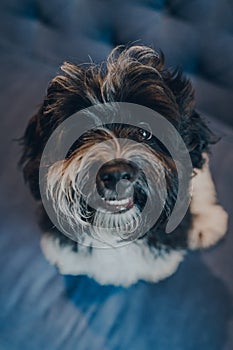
[1,1,232,349]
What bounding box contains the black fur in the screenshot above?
[19,45,216,251]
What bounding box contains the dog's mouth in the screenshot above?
[100,196,134,213]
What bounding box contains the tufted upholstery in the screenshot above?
[1,0,233,124]
[1,1,233,350]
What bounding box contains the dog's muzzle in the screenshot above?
[96,159,139,213]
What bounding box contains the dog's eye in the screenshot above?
[138,129,150,140]
[137,123,152,141]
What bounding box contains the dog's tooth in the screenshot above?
[106,198,132,206]
[119,198,130,205]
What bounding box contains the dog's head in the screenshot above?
[20,45,215,244]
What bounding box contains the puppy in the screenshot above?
[20,46,228,286]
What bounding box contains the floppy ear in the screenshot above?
[19,77,74,200]
[19,77,72,200]
[164,69,217,168]
[19,62,96,199]
[19,106,45,200]
[183,110,217,169]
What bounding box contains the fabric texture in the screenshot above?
[0,1,233,349]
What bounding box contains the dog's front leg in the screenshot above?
[188,154,228,249]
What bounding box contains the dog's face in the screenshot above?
[45,120,178,243]
[20,45,214,244]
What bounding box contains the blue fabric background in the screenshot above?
[0,1,232,349]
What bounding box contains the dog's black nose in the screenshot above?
[98,159,138,191]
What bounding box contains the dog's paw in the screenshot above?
[188,205,228,250]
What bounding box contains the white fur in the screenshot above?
[189,154,228,249]
[46,135,165,243]
[42,153,228,285]
[41,234,185,287]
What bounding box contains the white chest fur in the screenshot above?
[41,234,184,287]
[40,155,228,287]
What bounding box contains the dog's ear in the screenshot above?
[19,106,44,199]
[184,110,218,169]
[164,69,217,168]
[19,62,97,199]
[19,73,80,200]
[164,68,195,118]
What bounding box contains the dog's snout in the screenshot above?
[98,159,138,190]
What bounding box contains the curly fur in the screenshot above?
[19,45,227,286]
[20,45,215,199]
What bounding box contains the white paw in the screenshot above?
[188,205,228,250]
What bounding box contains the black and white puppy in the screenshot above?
[20,46,228,286]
